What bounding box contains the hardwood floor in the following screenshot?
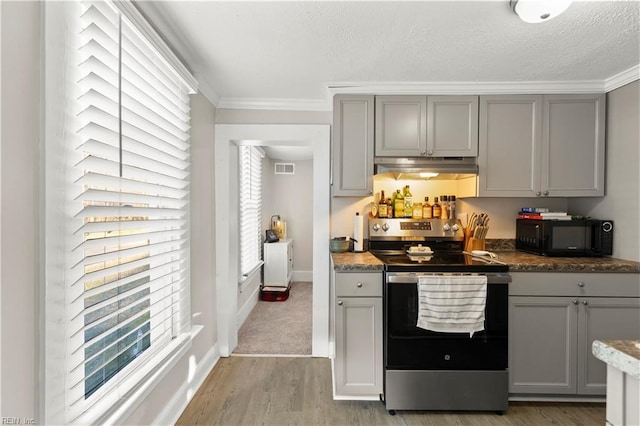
[177,357,605,426]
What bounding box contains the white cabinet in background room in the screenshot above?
[479,94,605,197]
[333,270,383,399]
[375,95,479,157]
[263,238,293,287]
[509,272,640,397]
[332,94,374,197]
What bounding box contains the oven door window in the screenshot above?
[385,282,507,370]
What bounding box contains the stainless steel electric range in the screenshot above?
[368,218,511,415]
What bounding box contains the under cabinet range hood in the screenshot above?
[374,157,478,181]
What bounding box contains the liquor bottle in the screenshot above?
[394,190,404,218]
[386,198,393,218]
[441,195,449,220]
[412,202,423,219]
[378,190,388,218]
[449,195,456,220]
[403,185,413,218]
[432,197,442,219]
[422,196,432,219]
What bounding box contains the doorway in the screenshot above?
[214,125,331,358]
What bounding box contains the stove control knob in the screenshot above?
[381,223,390,232]
[451,223,460,232]
[443,223,451,232]
[372,223,380,232]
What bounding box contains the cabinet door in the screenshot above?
[334,296,383,397]
[542,94,605,197]
[509,296,577,394]
[577,297,640,395]
[375,96,426,156]
[478,95,542,197]
[427,95,479,157]
[332,95,374,196]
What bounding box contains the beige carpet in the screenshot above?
[234,282,312,356]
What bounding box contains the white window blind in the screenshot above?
[44,1,196,422]
[239,146,264,277]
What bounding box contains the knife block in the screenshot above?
[465,237,485,252]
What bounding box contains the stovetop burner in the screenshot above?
[370,250,509,273]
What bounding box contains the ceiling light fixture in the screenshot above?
[510,0,573,24]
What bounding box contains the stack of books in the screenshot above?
[518,208,572,221]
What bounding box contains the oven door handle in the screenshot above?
[386,273,512,284]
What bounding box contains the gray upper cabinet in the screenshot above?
[332,95,374,196]
[375,96,426,156]
[376,95,479,157]
[542,94,606,197]
[479,94,605,197]
[478,95,542,197]
[427,95,479,157]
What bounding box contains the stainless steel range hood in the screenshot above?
[374,157,478,181]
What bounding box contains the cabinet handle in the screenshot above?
[536,191,541,197]
[572,299,579,305]
[338,300,343,306]
[543,191,549,196]
[421,150,427,156]
[582,300,589,306]
[428,150,434,156]
[577,282,585,288]
[356,282,363,288]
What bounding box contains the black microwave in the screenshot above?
[516,219,613,257]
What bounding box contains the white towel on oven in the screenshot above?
[416,275,487,337]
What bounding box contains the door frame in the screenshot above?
[214,124,331,357]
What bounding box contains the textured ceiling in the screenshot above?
[136,1,640,109]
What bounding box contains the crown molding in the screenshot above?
[216,97,332,111]
[193,75,221,108]
[327,80,611,95]
[205,66,640,111]
[604,64,640,92]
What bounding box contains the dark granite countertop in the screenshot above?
[331,251,384,271]
[331,249,640,273]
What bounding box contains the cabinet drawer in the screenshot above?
[335,272,382,297]
[510,272,640,297]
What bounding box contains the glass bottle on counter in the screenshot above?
[394,190,404,218]
[441,195,449,219]
[378,190,388,218]
[403,185,413,218]
[412,202,423,219]
[386,198,393,218]
[422,197,432,219]
[449,195,456,220]
[432,197,442,219]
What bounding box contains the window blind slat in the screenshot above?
[76,172,188,199]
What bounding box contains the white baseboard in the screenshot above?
[292,270,313,282]
[154,342,221,426]
[237,284,260,328]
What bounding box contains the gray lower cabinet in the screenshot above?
[333,271,383,398]
[509,273,640,396]
[479,94,605,197]
[332,94,374,196]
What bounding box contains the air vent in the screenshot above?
[274,163,295,175]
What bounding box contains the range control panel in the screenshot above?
[369,218,463,240]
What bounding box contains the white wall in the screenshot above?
[263,158,314,280]
[0,1,40,421]
[569,80,640,261]
[216,108,332,125]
